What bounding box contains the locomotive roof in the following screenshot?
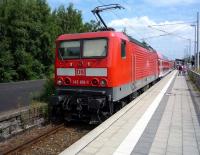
[56,31,128,41]
[127,35,156,51]
[56,31,156,52]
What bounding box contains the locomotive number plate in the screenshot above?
[75,68,85,76]
[72,80,89,85]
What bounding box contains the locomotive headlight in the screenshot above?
[57,78,63,86]
[65,77,71,85]
[100,79,107,87]
[91,78,99,86]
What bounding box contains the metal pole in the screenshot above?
[197,12,199,70]
[184,46,187,60]
[189,39,191,59]
[194,25,197,68]
[191,24,197,68]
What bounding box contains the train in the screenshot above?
[50,30,174,124]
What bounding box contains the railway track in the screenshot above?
[2,124,64,155]
[2,123,93,155]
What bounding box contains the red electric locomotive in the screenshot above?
[50,4,173,123]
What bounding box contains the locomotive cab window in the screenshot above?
[121,40,126,58]
[83,39,107,58]
[59,41,81,59]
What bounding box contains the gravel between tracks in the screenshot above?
[0,123,94,155]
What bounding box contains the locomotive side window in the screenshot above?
[121,40,126,58]
[83,39,107,57]
[59,41,81,59]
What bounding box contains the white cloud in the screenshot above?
[108,16,194,59]
[144,0,198,6]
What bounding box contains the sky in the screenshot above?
[47,0,200,60]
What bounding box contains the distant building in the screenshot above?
[175,59,184,66]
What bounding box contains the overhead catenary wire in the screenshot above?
[95,0,194,54]
[149,21,196,27]
[117,1,196,40]
[141,34,170,40]
[120,0,141,18]
[143,24,192,40]
[148,25,194,42]
[96,0,145,39]
[96,0,163,44]
[147,24,194,58]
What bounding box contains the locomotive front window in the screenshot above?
[59,41,81,59]
[83,39,107,57]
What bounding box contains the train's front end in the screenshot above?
[51,31,115,124]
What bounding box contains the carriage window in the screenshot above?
[59,41,80,59]
[121,40,126,58]
[83,39,107,57]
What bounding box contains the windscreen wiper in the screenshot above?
[58,48,64,61]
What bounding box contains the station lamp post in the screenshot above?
[188,39,191,59]
[191,24,197,68]
[191,12,199,70]
[197,12,199,70]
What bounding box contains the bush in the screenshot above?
[40,77,55,102]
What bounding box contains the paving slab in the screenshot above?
[148,75,200,155]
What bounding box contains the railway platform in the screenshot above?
[60,70,200,155]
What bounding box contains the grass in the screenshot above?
[29,77,55,120]
[188,70,200,92]
[40,77,55,102]
[31,101,48,118]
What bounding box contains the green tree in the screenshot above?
[54,3,87,34]
[0,0,100,82]
[0,0,16,82]
[0,0,55,81]
[84,20,101,32]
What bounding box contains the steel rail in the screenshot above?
[2,124,64,155]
